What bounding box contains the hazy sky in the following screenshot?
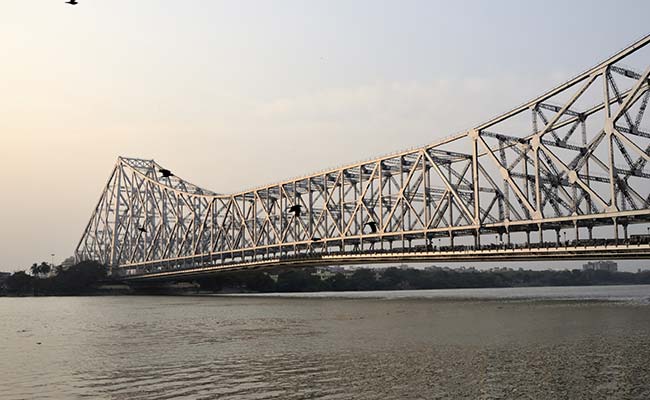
[1,0,649,271]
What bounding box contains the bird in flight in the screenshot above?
[366,221,378,233]
[288,204,302,217]
[159,168,174,178]
[65,0,78,5]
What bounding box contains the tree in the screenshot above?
[47,261,106,294]
[276,269,324,292]
[326,272,349,291]
[39,262,51,276]
[29,262,51,277]
[347,269,377,291]
[5,271,34,294]
[241,271,276,292]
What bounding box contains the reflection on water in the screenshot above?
[1,285,650,399]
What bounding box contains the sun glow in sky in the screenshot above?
[1,0,649,271]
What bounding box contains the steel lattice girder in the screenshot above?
[75,35,650,278]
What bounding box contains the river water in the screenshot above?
[1,285,650,399]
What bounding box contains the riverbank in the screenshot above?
[192,267,650,294]
[3,263,650,296]
[0,261,106,296]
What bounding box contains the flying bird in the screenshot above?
[288,204,302,217]
[138,226,147,233]
[159,168,173,178]
[65,0,78,5]
[366,221,378,233]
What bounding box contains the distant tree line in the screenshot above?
[195,267,650,293]
[3,262,650,296]
[1,261,106,296]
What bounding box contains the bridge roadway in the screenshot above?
[121,239,650,281]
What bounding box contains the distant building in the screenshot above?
[312,266,350,279]
[61,256,76,268]
[313,267,337,280]
[582,261,618,272]
[489,266,513,272]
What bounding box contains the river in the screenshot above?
[1,285,650,399]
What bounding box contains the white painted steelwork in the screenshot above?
[75,35,650,280]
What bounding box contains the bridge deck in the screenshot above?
[122,242,650,281]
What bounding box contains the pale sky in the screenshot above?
[1,0,649,271]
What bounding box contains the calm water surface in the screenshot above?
[1,285,650,399]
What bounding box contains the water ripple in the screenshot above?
[1,290,650,399]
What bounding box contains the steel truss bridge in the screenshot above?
[76,36,650,281]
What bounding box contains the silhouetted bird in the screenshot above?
[138,226,147,233]
[366,221,378,233]
[159,168,173,178]
[312,237,321,241]
[288,204,302,217]
[65,0,78,5]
